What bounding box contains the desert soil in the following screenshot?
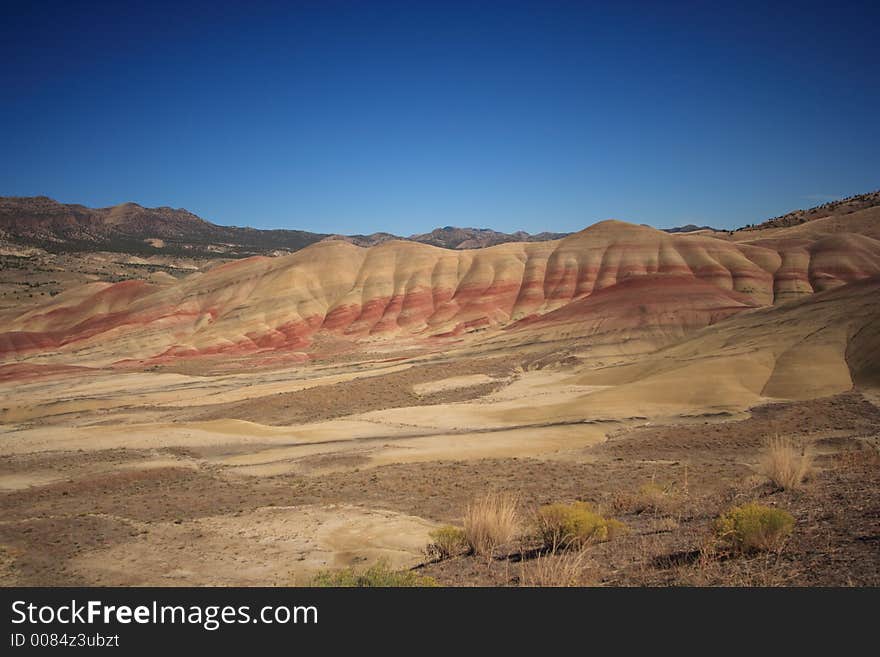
[1,373,877,585]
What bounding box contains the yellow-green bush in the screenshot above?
[311,561,438,587]
[713,503,795,553]
[536,501,627,549]
[427,525,469,560]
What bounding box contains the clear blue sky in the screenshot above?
[1,0,878,234]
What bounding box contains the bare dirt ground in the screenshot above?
[191,357,517,425]
[1,383,877,586]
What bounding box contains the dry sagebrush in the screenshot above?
[463,492,520,558]
[760,435,813,490]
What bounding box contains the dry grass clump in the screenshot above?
[760,435,812,490]
[650,516,680,532]
[610,469,688,516]
[631,480,684,514]
[312,561,438,587]
[535,501,626,550]
[463,492,520,557]
[712,502,795,554]
[519,547,596,587]
[426,525,468,560]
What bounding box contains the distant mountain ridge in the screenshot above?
[661,224,722,234]
[0,196,568,256]
[2,191,878,257]
[0,196,324,257]
[408,226,569,249]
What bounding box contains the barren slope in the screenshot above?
[565,275,880,416]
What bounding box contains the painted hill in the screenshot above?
[567,274,880,415]
[2,217,879,370]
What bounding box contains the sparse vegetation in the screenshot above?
[713,503,795,554]
[535,501,626,550]
[519,547,595,587]
[463,491,519,557]
[738,190,880,231]
[631,480,681,515]
[311,561,438,587]
[835,443,880,468]
[760,435,812,490]
[426,525,469,560]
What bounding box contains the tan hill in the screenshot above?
[733,204,880,243]
[2,217,878,370]
[566,273,880,416]
[733,190,880,240]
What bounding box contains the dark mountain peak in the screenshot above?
[662,224,722,234]
[0,196,574,254]
[409,226,568,249]
[0,196,325,256]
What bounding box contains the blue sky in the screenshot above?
[1,0,878,234]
